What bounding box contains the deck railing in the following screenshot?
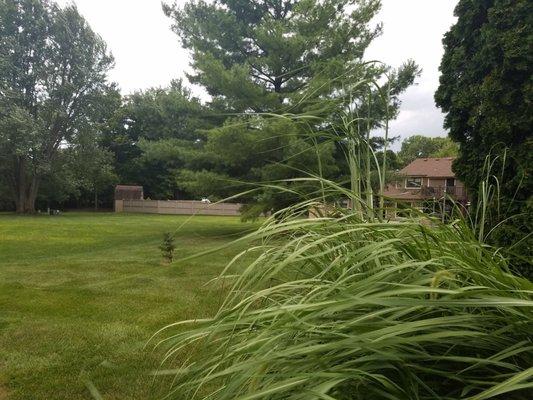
[420,186,467,200]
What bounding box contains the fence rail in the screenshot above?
[115,200,242,216]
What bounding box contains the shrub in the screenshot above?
[154,208,533,399]
[159,232,175,264]
[153,80,532,399]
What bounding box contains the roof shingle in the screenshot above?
[400,157,455,178]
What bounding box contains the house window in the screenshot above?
[405,177,422,188]
[446,178,455,187]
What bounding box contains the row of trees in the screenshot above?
[0,0,119,212]
[1,0,422,214]
[436,0,531,259]
[1,0,529,237]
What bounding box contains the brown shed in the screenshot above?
[115,185,144,201]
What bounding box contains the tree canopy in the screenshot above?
[0,0,116,213]
[163,0,419,215]
[398,135,458,166]
[164,0,384,113]
[101,80,212,200]
[0,0,426,215]
[435,0,532,265]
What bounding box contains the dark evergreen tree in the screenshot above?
[164,0,385,113]
[101,80,213,200]
[164,0,420,215]
[159,232,176,264]
[435,0,532,271]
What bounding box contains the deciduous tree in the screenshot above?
[101,80,212,199]
[0,0,114,213]
[398,135,458,166]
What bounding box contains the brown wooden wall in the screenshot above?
[115,200,242,216]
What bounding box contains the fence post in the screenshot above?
[115,200,124,213]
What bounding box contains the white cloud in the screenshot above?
[55,0,194,95]
[366,0,459,145]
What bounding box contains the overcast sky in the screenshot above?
[56,0,459,145]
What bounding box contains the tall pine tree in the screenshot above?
[164,0,388,113]
[164,0,419,215]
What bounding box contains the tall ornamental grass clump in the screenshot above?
[154,79,532,399]
[155,206,532,399]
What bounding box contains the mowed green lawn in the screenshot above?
[0,212,256,400]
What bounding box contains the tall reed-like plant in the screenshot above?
[153,78,532,400]
[154,202,532,399]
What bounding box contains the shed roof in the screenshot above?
[400,157,455,178]
[115,185,143,191]
[115,185,144,201]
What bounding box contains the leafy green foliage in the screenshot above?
[156,200,533,399]
[177,116,341,218]
[72,140,118,210]
[162,0,420,214]
[159,232,176,263]
[398,135,458,166]
[0,0,115,213]
[101,80,212,200]
[164,0,383,113]
[435,0,532,266]
[31,135,118,211]
[151,28,532,394]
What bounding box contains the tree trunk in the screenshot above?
[13,157,39,214]
[94,187,98,212]
[15,199,25,213]
[15,192,37,213]
[15,157,26,213]
[25,177,39,213]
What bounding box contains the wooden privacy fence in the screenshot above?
[115,199,242,216]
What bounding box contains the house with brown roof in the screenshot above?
[383,157,468,210]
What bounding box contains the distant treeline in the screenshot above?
[1,0,529,235]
